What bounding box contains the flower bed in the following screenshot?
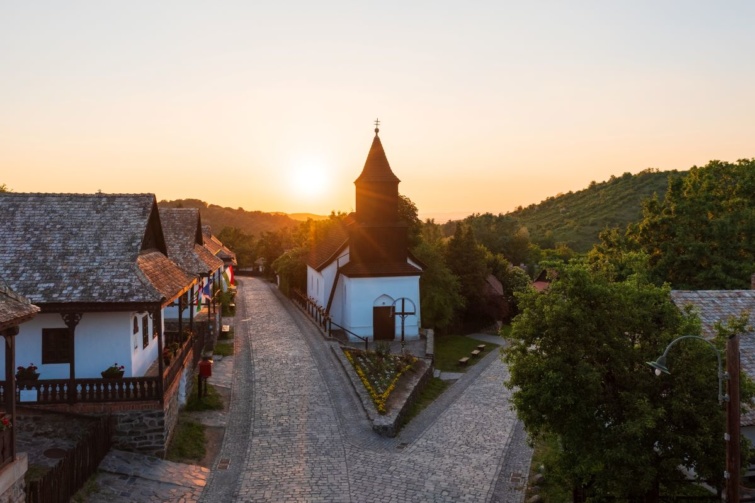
[343,348,416,414]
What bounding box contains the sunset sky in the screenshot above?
[2,2,754,221]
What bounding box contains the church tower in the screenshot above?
[348,122,409,267]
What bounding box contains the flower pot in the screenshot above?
[101,371,124,379]
[16,372,39,381]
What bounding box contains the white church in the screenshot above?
[306,124,423,342]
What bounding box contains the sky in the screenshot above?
[2,2,755,221]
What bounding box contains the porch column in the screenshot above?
[3,328,18,462]
[177,295,183,344]
[61,313,82,405]
[154,308,164,405]
[189,285,195,333]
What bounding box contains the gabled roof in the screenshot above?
[354,132,400,184]
[670,290,755,426]
[0,193,190,306]
[201,225,237,264]
[159,208,223,276]
[137,251,196,302]
[0,284,39,332]
[307,220,350,271]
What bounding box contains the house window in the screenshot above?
[142,314,149,349]
[133,316,139,334]
[42,328,72,364]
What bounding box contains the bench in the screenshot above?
[477,344,486,351]
[458,357,470,366]
[471,349,481,357]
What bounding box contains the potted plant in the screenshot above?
[101,363,125,379]
[163,348,172,366]
[16,363,39,381]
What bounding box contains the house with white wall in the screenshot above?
[306,125,423,342]
[0,193,197,381]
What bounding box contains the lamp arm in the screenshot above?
[659,335,726,404]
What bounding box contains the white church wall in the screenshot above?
[342,275,421,341]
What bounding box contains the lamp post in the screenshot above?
[646,334,740,502]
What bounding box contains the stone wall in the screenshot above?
[0,454,27,503]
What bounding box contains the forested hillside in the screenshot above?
[511,169,681,252]
[158,199,300,236]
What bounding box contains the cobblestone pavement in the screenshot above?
[200,277,531,503]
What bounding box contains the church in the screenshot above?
[306,123,423,342]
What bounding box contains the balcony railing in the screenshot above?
[0,331,202,406]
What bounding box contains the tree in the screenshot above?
[464,212,530,265]
[398,194,422,248]
[272,246,308,296]
[445,222,489,327]
[217,227,256,269]
[596,159,755,289]
[504,263,751,501]
[486,252,531,322]
[0,184,8,192]
[412,239,464,332]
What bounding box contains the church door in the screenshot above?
[373,306,395,341]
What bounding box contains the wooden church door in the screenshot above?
[373,306,395,341]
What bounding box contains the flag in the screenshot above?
[226,265,234,286]
[202,280,212,302]
[196,283,202,310]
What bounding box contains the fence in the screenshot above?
[26,414,114,503]
[290,289,370,350]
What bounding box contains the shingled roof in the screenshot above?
[671,290,755,426]
[0,284,39,332]
[0,193,193,307]
[159,208,223,276]
[354,132,400,184]
[306,219,350,271]
[201,226,237,265]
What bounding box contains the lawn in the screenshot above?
[433,334,502,372]
[399,376,450,427]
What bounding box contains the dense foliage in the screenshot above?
[511,169,677,252]
[505,262,752,501]
[591,159,755,289]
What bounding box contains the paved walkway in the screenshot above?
[82,277,531,502]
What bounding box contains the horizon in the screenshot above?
[2,2,753,218]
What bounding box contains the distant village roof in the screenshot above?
[670,290,755,426]
[0,284,39,332]
[0,193,194,307]
[159,208,224,276]
[201,226,237,265]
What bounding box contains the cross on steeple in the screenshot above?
[374,118,380,135]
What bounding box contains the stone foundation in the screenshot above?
[0,453,27,503]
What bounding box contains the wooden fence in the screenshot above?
[26,414,114,503]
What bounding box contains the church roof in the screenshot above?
[307,218,350,271]
[354,132,400,184]
[339,261,422,277]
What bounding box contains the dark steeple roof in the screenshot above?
[354,131,400,184]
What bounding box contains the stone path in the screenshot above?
[81,277,532,502]
[200,278,530,502]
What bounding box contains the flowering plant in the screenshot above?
[101,363,125,378]
[16,363,39,380]
[0,414,11,431]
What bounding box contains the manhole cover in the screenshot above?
[43,448,67,459]
[217,459,231,470]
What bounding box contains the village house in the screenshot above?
[0,193,201,456]
[159,208,225,349]
[306,125,423,342]
[0,285,39,503]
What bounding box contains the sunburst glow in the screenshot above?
[289,161,331,200]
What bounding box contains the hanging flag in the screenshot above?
[196,283,203,311]
[226,265,234,286]
[202,280,212,302]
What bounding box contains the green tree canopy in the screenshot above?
[593,159,755,289]
[504,262,751,500]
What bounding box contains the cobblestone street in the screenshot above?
[200,277,531,503]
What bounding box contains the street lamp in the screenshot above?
[646,334,740,502]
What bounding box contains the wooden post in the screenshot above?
[4,331,16,462]
[726,333,740,502]
[62,313,82,404]
[155,308,164,404]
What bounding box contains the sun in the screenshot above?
[289,161,331,200]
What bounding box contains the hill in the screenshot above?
[510,169,682,252]
[158,199,300,236]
